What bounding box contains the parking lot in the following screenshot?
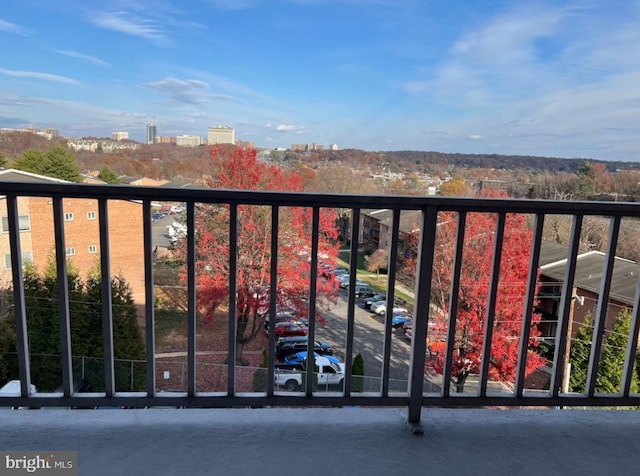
[312,287,433,392]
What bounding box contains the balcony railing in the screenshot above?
[1,181,640,432]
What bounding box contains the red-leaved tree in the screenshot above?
[401,196,545,392]
[175,146,340,364]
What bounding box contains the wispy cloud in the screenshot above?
[276,124,296,131]
[404,5,571,106]
[202,0,262,10]
[0,69,78,84]
[0,18,27,35]
[56,50,111,67]
[145,77,235,104]
[89,11,167,45]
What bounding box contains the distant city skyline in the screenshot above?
[1,1,639,161]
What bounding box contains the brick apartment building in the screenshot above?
[0,169,146,306]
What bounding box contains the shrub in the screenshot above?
[352,353,365,392]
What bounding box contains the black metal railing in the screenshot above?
[1,181,640,431]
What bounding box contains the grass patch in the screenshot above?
[154,308,188,349]
[154,260,182,286]
[337,249,414,307]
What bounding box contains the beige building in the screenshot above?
[207,125,235,145]
[176,135,205,147]
[111,131,129,141]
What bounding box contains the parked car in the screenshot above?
[151,212,165,220]
[337,274,351,288]
[283,351,341,365]
[369,300,387,314]
[275,339,334,360]
[376,306,409,316]
[363,294,385,309]
[273,322,308,338]
[274,356,345,391]
[332,268,349,278]
[264,311,294,329]
[354,284,375,298]
[343,279,367,290]
[391,314,412,328]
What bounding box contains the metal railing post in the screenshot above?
[407,206,438,433]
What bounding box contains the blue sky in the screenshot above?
[1,0,639,161]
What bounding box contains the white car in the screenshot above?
[369,300,387,314]
[372,302,407,316]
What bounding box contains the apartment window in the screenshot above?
[87,211,96,220]
[1,215,31,232]
[88,245,97,254]
[4,252,33,270]
[64,212,74,222]
[66,247,76,256]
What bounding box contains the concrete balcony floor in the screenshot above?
[1,407,639,475]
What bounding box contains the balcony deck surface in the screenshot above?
[1,407,639,475]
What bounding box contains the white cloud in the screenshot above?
[145,77,237,104]
[89,11,167,44]
[469,134,485,140]
[0,69,78,84]
[276,124,296,131]
[56,50,111,67]
[404,5,571,106]
[0,18,27,35]
[203,0,262,9]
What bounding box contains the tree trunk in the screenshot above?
[235,340,248,366]
[454,374,467,393]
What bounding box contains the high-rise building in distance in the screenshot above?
[112,131,129,141]
[207,125,235,145]
[176,135,206,147]
[146,124,157,145]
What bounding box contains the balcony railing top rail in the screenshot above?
[3,180,640,215]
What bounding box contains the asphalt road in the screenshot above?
[314,288,431,392]
[151,215,174,249]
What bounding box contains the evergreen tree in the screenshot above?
[13,146,82,182]
[0,264,145,392]
[85,273,146,391]
[569,314,594,392]
[351,352,365,392]
[570,309,640,393]
[0,309,15,383]
[98,166,120,184]
[596,308,639,393]
[13,149,43,174]
[252,350,269,392]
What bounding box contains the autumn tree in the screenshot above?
[364,249,388,278]
[401,193,545,392]
[308,165,377,241]
[439,176,472,196]
[175,146,340,364]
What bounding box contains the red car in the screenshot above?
[274,322,309,338]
